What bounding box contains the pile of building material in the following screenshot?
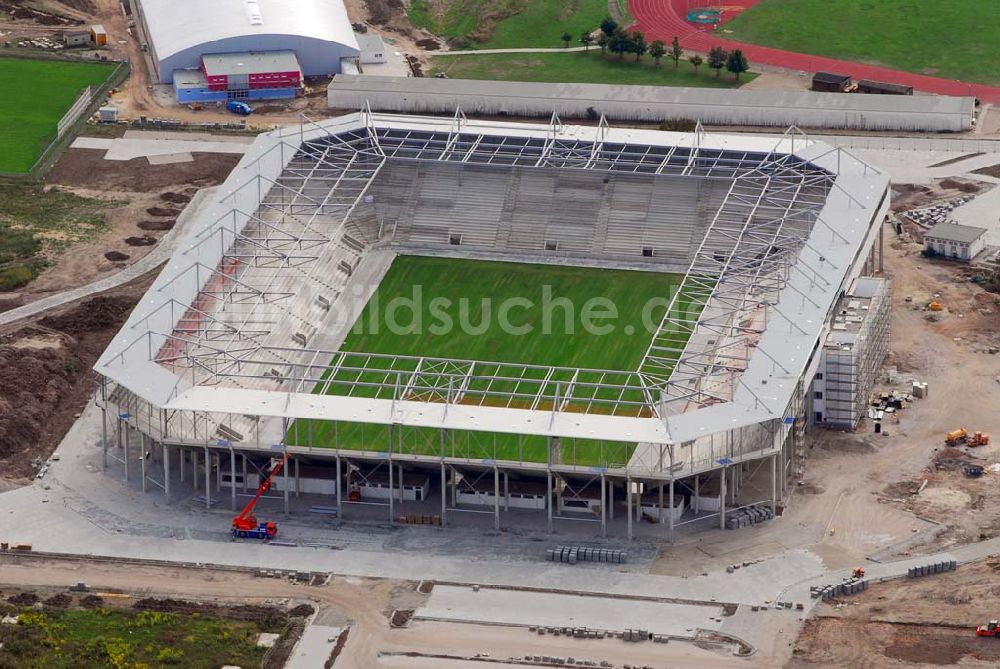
[546,546,627,564]
[901,196,975,229]
[520,655,612,667]
[16,37,64,50]
[908,559,957,578]
[811,578,868,600]
[725,504,774,530]
[912,381,929,398]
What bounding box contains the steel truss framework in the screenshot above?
[101,113,877,443]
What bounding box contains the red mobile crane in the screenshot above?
[231,455,287,540]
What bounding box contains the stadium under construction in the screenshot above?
[94,112,890,539]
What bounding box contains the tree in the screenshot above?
[609,28,631,60]
[600,17,618,37]
[688,54,703,72]
[631,30,647,62]
[708,46,727,77]
[597,34,608,54]
[580,32,593,51]
[649,40,666,66]
[561,31,572,47]
[726,48,749,80]
[669,36,683,68]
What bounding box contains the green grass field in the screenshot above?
[289,256,694,466]
[410,0,608,49]
[0,606,276,668]
[431,50,755,87]
[0,57,115,173]
[723,0,999,85]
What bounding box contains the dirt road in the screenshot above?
[0,555,758,668]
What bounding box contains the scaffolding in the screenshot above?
[814,278,891,428]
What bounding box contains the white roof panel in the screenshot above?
[139,0,358,63]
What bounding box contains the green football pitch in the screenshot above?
[288,256,694,466]
[0,57,116,173]
[723,0,1000,86]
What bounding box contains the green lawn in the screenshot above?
[410,0,609,49]
[723,0,1000,85]
[289,256,695,466]
[431,50,755,87]
[0,607,275,668]
[0,57,116,173]
[0,182,115,290]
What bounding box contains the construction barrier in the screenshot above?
[545,546,627,565]
[907,559,957,578]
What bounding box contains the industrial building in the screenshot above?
[174,51,302,103]
[326,75,976,132]
[135,0,359,84]
[811,72,852,93]
[94,112,889,540]
[923,222,987,261]
[810,278,891,428]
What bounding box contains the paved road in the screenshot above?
[629,0,1000,103]
[0,188,215,328]
[434,46,592,56]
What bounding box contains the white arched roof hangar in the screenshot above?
[138,0,360,83]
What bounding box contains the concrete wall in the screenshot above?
[327,79,973,132]
[456,489,546,510]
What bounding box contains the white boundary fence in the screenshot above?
[57,85,94,138]
[813,134,1000,154]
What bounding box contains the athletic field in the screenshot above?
[723,0,999,85]
[289,256,693,465]
[0,57,116,173]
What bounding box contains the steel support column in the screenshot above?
[493,466,500,531]
[283,449,290,516]
[546,471,553,533]
[600,473,607,538]
[101,406,108,471]
[230,449,236,511]
[140,434,147,493]
[719,467,727,530]
[336,455,343,518]
[203,446,210,509]
[626,475,633,542]
[668,478,675,543]
[163,443,170,499]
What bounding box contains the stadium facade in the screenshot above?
[95,112,890,538]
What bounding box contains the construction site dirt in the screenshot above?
[0,276,150,486]
[792,558,1000,667]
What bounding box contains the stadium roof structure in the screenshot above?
[96,112,889,474]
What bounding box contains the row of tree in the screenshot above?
[559,18,750,80]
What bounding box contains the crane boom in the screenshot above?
[231,454,288,539]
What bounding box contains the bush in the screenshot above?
[0,264,35,291]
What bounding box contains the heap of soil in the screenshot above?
[125,236,156,247]
[416,38,440,50]
[43,593,72,608]
[0,0,80,25]
[939,178,981,193]
[79,595,104,608]
[367,0,409,33]
[7,592,39,606]
[0,291,143,480]
[138,220,175,231]
[159,192,191,204]
[133,598,288,627]
[104,251,129,262]
[288,604,315,617]
[146,207,179,217]
[47,150,239,192]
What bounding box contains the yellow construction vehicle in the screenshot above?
[946,428,968,445]
[945,428,991,447]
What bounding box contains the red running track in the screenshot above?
[630,0,1000,103]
